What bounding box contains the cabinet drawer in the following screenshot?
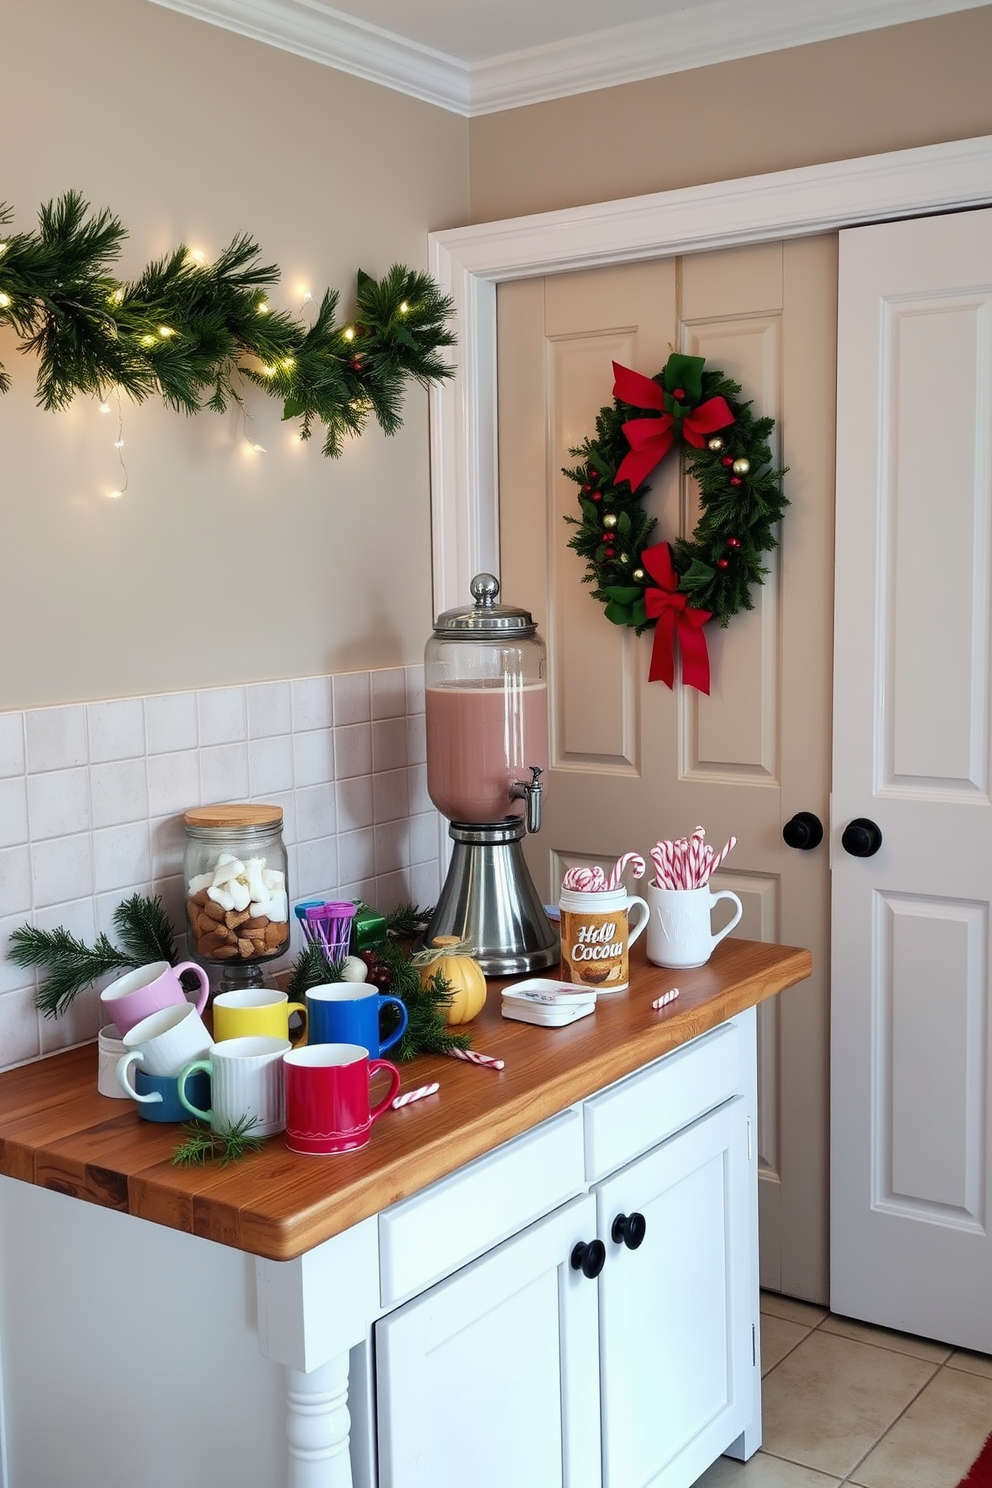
[583,1018,743,1181]
[379,1108,584,1306]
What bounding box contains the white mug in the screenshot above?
[645,884,743,969]
[117,1001,213,1084]
[97,1024,130,1099]
[177,1036,290,1136]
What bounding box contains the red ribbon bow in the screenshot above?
[642,541,711,694]
[612,362,734,492]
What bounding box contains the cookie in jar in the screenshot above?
[184,804,289,989]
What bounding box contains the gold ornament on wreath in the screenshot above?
[563,355,787,693]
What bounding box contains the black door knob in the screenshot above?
[611,1212,647,1250]
[570,1239,606,1279]
[782,812,824,851]
[841,818,883,857]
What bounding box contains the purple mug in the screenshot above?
[100,960,209,1037]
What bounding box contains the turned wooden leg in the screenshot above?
[285,1352,353,1488]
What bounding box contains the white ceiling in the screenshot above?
[147,0,988,115]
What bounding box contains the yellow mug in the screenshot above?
[211,988,307,1047]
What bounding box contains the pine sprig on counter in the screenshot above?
[8,893,180,1018]
[384,902,436,940]
[172,1115,266,1168]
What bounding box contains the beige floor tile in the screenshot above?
[760,1330,938,1479]
[692,1450,840,1487]
[819,1314,952,1364]
[760,1293,829,1329]
[946,1346,992,1379]
[849,1364,992,1488]
[761,1314,815,1376]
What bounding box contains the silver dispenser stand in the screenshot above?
[425,816,559,978]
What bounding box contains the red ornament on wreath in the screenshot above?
[562,352,789,693]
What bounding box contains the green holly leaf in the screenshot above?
[604,599,635,625]
[663,353,705,403]
[603,584,645,626]
[681,558,716,586]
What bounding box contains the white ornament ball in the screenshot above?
[339,955,369,982]
[707,437,724,452]
[732,457,751,476]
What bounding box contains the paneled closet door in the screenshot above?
[497,241,835,1303]
[831,207,992,1350]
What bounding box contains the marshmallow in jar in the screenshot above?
[184,804,289,989]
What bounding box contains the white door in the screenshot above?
[375,1194,601,1488]
[498,242,835,1302]
[831,208,992,1350]
[595,1098,754,1488]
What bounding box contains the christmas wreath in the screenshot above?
[563,355,787,692]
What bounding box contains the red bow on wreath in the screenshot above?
[612,359,735,492]
[642,541,711,694]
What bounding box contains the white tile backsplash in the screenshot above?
[0,666,440,1073]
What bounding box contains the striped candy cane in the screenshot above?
[561,865,610,891]
[392,1082,440,1109]
[445,1048,505,1071]
[652,988,680,1010]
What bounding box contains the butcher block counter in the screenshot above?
[0,936,811,1488]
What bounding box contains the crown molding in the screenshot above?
[148,0,989,116]
[147,0,471,112]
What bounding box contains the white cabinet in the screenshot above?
[595,1100,752,1488]
[375,1194,602,1488]
[372,1012,759,1488]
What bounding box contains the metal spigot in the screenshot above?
[510,766,543,834]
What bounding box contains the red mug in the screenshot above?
[284,1042,401,1155]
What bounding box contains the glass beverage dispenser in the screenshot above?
[423,573,559,976]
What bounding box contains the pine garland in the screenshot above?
[172,1115,266,1167]
[8,893,180,1018]
[0,192,455,456]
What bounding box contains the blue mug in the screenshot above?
[119,1063,211,1123]
[306,983,408,1057]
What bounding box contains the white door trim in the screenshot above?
[427,133,992,613]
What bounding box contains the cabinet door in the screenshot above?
[595,1098,754,1488]
[376,1193,602,1488]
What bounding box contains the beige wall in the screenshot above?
[469,7,992,222]
[0,0,469,710]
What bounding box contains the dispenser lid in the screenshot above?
[432,574,537,637]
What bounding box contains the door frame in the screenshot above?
[427,133,992,612]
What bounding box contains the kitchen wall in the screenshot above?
[468,6,992,222]
[0,0,468,1071]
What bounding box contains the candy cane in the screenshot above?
[608,853,646,890]
[445,1048,505,1071]
[652,988,680,1010]
[561,865,609,891]
[392,1082,440,1109]
[708,836,737,876]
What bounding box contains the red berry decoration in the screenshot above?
[727,536,741,549]
[359,949,380,969]
[673,388,685,400]
[730,476,742,487]
[717,558,730,569]
[604,546,616,559]
[581,484,591,494]
[589,468,598,478]
[591,491,602,502]
[369,965,393,990]
[350,357,363,371]
[721,456,734,468]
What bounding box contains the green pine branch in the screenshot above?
[172,1115,266,1167]
[8,893,181,1018]
[0,193,456,454]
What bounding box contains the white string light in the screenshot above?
[97,390,129,499]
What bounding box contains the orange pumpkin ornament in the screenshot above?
[415,937,487,1026]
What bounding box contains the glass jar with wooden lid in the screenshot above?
[184,803,290,990]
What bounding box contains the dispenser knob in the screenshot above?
[470,573,500,608]
[570,1239,606,1279]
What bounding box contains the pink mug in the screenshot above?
[284,1042,401,1155]
[100,959,210,1037]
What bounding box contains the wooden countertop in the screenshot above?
[0,938,810,1261]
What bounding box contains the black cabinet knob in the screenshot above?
[841,818,883,857]
[611,1211,647,1250]
[570,1239,606,1279]
[782,812,824,851]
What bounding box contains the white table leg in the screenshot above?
[285,1352,353,1488]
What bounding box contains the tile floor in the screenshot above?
[694,1293,992,1488]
